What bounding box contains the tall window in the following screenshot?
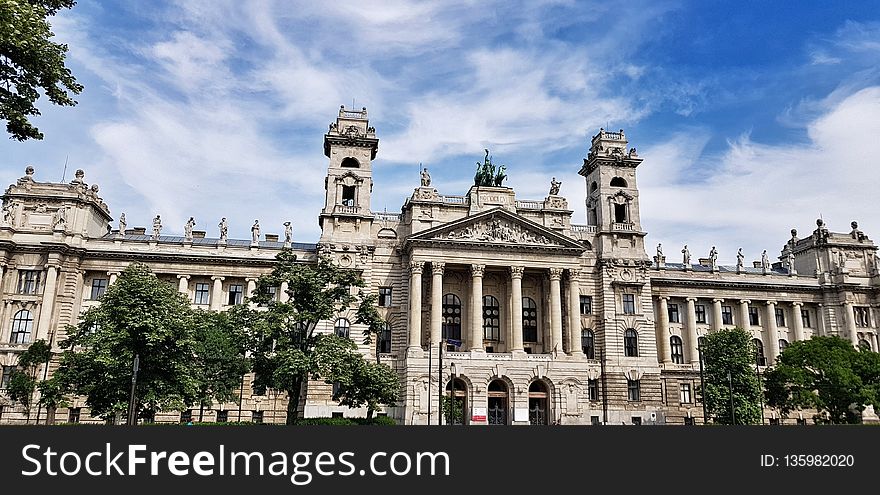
[670,335,684,364]
[378,323,392,353]
[753,338,766,366]
[267,286,278,301]
[90,278,108,300]
[378,287,392,307]
[483,295,501,341]
[180,409,192,423]
[228,284,243,305]
[695,304,706,323]
[778,339,789,352]
[579,295,592,315]
[194,283,210,305]
[587,379,599,401]
[853,307,870,327]
[775,308,786,327]
[68,407,81,424]
[10,309,34,344]
[624,329,638,357]
[722,306,733,325]
[522,297,538,343]
[0,365,15,389]
[749,306,760,326]
[801,309,812,328]
[341,185,356,207]
[581,329,595,359]
[668,303,680,323]
[442,294,462,341]
[622,294,636,314]
[252,411,263,424]
[680,383,692,404]
[217,410,228,423]
[858,339,872,350]
[627,379,641,401]
[18,270,40,294]
[334,318,350,339]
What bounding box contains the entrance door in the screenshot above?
[445,379,467,425]
[528,381,549,425]
[487,380,509,425]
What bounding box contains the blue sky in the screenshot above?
[2,0,879,264]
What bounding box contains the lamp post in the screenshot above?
[698,342,708,425]
[127,354,140,425]
[727,369,735,425]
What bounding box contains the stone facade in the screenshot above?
[0,106,877,425]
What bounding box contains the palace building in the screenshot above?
[0,106,877,425]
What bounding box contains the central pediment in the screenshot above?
[406,207,586,252]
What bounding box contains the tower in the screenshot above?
[319,106,379,243]
[579,128,647,260]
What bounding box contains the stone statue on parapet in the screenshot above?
[184,217,195,241]
[761,250,770,270]
[549,177,561,195]
[682,244,690,264]
[420,167,431,187]
[284,221,293,244]
[251,220,261,243]
[709,246,718,268]
[657,242,663,258]
[152,215,162,239]
[736,247,744,268]
[474,149,507,187]
[219,217,228,241]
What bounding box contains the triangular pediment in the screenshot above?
[407,207,585,251]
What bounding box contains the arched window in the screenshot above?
[778,339,789,352]
[442,294,462,342]
[581,329,595,359]
[590,181,598,193]
[377,322,391,354]
[487,380,509,425]
[522,297,538,343]
[445,379,467,425]
[483,295,500,341]
[753,338,766,366]
[334,318,350,339]
[10,309,33,344]
[341,185,356,207]
[610,176,627,187]
[624,329,639,357]
[858,339,871,350]
[340,157,360,168]
[528,381,549,425]
[670,335,684,364]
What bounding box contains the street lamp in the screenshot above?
[698,342,708,424]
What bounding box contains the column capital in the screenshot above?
[549,267,563,280]
[712,298,724,303]
[685,296,698,302]
[409,260,425,275]
[245,276,259,283]
[509,266,524,279]
[765,300,778,306]
[431,261,446,275]
[569,268,581,278]
[791,301,804,307]
[177,274,190,280]
[106,270,121,276]
[739,299,751,304]
[211,275,225,281]
[658,295,670,301]
[471,264,485,277]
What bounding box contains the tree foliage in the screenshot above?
[6,338,51,415]
[700,328,764,424]
[191,309,250,421]
[236,249,390,424]
[0,0,83,140]
[55,263,199,421]
[764,336,880,424]
[332,355,399,418]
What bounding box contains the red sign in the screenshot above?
[472,415,486,422]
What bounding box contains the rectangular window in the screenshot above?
[631,417,642,425]
[622,294,636,314]
[267,286,278,301]
[796,418,806,426]
[591,416,600,426]
[194,283,210,305]
[769,418,780,426]
[667,303,680,323]
[684,416,695,425]
[695,304,706,324]
[801,309,812,328]
[378,287,392,307]
[332,381,342,399]
[775,308,786,327]
[68,407,81,424]
[854,307,870,327]
[252,410,264,424]
[721,306,733,325]
[627,379,641,402]
[579,295,592,315]
[0,365,15,389]
[180,409,192,424]
[18,270,40,294]
[331,412,344,418]
[217,410,228,423]
[749,306,760,326]
[90,278,108,300]
[228,284,243,305]
[588,379,599,401]
[680,383,692,404]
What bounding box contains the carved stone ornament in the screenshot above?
[471,264,485,277]
[441,218,559,246]
[409,260,425,274]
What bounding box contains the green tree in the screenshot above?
[700,328,763,424]
[6,338,51,422]
[236,249,385,424]
[332,353,399,418]
[191,309,250,422]
[55,262,199,421]
[764,336,880,424]
[0,0,83,141]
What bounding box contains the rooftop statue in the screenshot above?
[549,177,561,195]
[474,149,507,187]
[420,167,431,187]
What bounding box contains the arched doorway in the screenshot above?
[487,380,509,425]
[528,381,549,425]
[445,379,467,425]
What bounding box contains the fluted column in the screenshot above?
[245,278,257,308]
[36,265,59,341]
[509,266,524,352]
[685,297,699,364]
[567,269,583,356]
[712,299,723,332]
[430,262,445,346]
[791,302,805,342]
[843,301,858,346]
[469,264,485,352]
[764,301,780,364]
[0,264,5,294]
[657,297,671,363]
[816,304,826,337]
[739,300,751,332]
[549,268,563,354]
[210,276,224,310]
[177,275,190,295]
[408,261,425,352]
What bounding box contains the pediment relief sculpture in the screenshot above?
[440,218,560,246]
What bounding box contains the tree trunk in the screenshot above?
[367,407,374,419]
[286,378,304,425]
[199,402,205,422]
